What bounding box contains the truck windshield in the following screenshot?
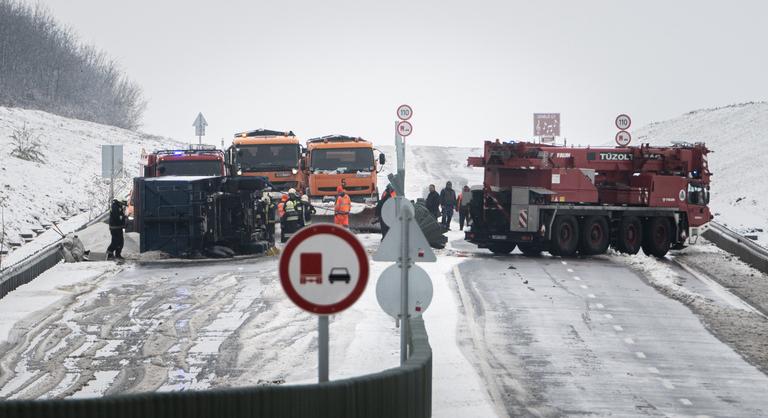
[687,183,710,205]
[157,160,222,176]
[310,148,374,173]
[237,144,299,171]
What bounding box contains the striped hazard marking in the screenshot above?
[518,209,528,228]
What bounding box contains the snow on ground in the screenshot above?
[631,102,768,245]
[0,106,179,267]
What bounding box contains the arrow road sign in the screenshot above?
[279,224,369,314]
[376,264,433,318]
[373,199,436,262]
[193,112,208,137]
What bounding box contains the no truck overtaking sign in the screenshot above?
[615,130,632,147]
[279,224,369,314]
[397,120,413,137]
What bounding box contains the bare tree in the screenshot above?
[0,0,145,130]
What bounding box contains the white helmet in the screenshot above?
[288,188,297,195]
[301,194,309,203]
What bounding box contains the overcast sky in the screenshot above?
[28,0,768,147]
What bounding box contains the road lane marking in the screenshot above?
[613,325,624,331]
[679,398,693,406]
[604,314,613,319]
[635,352,646,359]
[595,303,605,309]
[580,285,588,289]
[588,294,596,299]
[567,268,574,273]
[662,379,675,389]
[624,337,634,344]
[648,367,660,374]
[573,276,581,281]
[561,261,567,265]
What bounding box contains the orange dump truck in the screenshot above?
[305,135,386,231]
[227,129,305,192]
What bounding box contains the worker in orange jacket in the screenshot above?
[277,194,288,218]
[334,186,352,227]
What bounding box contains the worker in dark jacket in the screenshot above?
[425,184,440,219]
[375,185,396,239]
[107,199,127,260]
[299,194,316,227]
[439,181,457,229]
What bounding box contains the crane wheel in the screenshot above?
[641,217,671,258]
[580,216,610,255]
[488,244,516,255]
[616,216,642,254]
[550,215,580,257]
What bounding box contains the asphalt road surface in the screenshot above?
[451,239,768,417]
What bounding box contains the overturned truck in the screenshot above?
[133,176,274,258]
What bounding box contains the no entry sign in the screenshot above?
[279,224,369,315]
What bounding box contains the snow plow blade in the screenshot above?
[310,200,382,233]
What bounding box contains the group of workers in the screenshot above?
[425,181,472,230]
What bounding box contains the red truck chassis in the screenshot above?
[465,140,712,258]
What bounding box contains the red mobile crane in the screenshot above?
[465,140,712,258]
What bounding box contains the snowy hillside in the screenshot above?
[376,145,484,199]
[0,107,178,260]
[633,102,768,242]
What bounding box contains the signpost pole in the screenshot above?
[109,149,115,205]
[399,199,412,365]
[318,315,329,382]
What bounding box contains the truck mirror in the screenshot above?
[379,153,386,165]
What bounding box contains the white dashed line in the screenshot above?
[561,261,568,265]
[679,398,693,406]
[623,337,635,344]
[635,352,647,359]
[613,325,624,331]
[573,276,581,281]
[580,285,588,289]
[588,294,596,299]
[662,379,675,389]
[604,313,613,319]
[567,268,574,273]
[595,303,605,309]
[648,367,660,374]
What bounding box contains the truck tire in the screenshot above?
[488,244,516,255]
[642,217,671,258]
[550,215,579,257]
[616,216,642,254]
[518,242,542,256]
[580,216,610,255]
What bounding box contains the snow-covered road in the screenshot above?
[449,237,768,417]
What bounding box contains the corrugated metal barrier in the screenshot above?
[0,317,432,418]
[0,213,108,300]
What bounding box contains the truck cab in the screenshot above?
[305,135,384,203]
[227,129,305,192]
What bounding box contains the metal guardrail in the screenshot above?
[0,212,109,299]
[0,317,432,418]
[702,222,768,274]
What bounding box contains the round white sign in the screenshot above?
[397,104,413,121]
[615,114,632,130]
[397,121,413,137]
[615,130,632,147]
[376,264,433,318]
[381,198,413,229]
[279,224,369,314]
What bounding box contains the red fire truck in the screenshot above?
[465,140,712,258]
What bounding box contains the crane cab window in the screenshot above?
[687,183,709,205]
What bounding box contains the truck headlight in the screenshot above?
[292,168,298,175]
